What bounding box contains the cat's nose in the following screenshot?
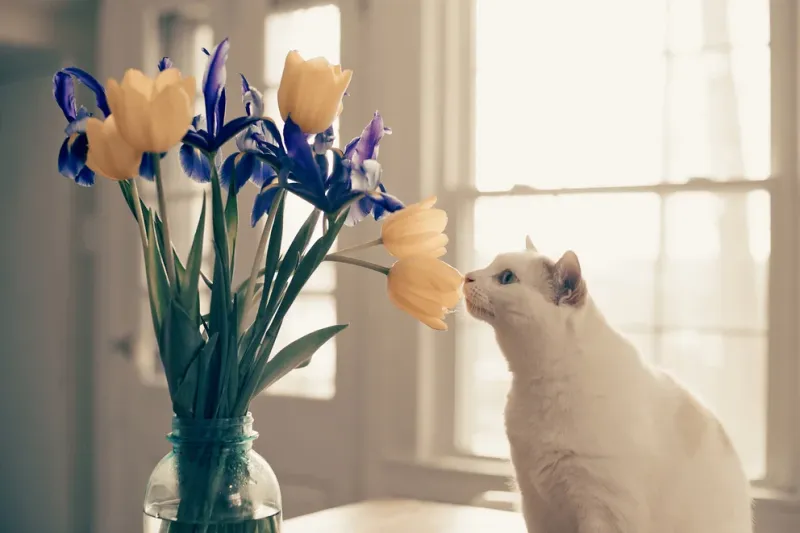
[464,273,476,284]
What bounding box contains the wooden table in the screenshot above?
[283,499,526,533]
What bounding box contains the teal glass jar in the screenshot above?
[143,414,282,533]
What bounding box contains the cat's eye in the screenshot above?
[496,269,518,285]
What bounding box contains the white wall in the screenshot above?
[0,66,80,532]
[0,2,96,532]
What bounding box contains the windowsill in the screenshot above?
[382,453,800,509]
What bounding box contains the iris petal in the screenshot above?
[180,143,212,183]
[213,115,265,151]
[373,191,404,218]
[53,72,77,122]
[202,38,230,137]
[74,165,95,187]
[61,66,111,117]
[349,111,389,165]
[283,117,324,196]
[251,185,280,227]
[138,152,166,181]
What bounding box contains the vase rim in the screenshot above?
[167,412,258,444]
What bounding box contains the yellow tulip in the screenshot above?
[106,68,195,153]
[381,196,449,258]
[277,50,353,134]
[387,256,464,331]
[85,115,143,180]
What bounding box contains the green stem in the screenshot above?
[241,189,285,336]
[153,156,178,292]
[130,178,149,253]
[333,237,383,256]
[324,253,390,275]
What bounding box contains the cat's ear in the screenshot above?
[525,235,537,252]
[554,250,587,306]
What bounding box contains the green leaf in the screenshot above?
[251,324,347,398]
[238,195,285,381]
[160,300,205,416]
[265,208,320,320]
[118,180,191,295]
[233,212,344,414]
[238,206,316,387]
[194,332,219,418]
[207,251,230,417]
[225,186,238,272]
[144,214,170,341]
[179,194,206,319]
[259,193,285,314]
[209,164,231,296]
[172,350,201,419]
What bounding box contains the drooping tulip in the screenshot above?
[387,256,464,331]
[277,51,352,134]
[106,68,195,153]
[84,116,143,180]
[381,196,448,258]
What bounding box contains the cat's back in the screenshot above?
[649,371,753,533]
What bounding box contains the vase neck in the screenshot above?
[167,414,258,451]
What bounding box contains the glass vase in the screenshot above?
[143,413,282,533]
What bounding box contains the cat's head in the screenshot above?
[463,236,588,329]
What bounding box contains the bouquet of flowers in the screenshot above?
[53,38,462,531]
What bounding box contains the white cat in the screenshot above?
[463,237,753,533]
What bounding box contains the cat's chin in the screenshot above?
[465,298,495,322]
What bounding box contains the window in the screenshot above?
[262,3,342,399]
[456,0,772,481]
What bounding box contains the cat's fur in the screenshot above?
[463,237,753,533]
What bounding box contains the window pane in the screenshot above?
[459,190,768,480]
[266,294,338,399]
[665,48,769,181]
[473,0,770,191]
[661,191,769,331]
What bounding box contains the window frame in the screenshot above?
[363,0,800,525]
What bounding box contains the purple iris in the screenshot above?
[219,75,282,227]
[220,76,278,194]
[330,112,404,225]
[53,62,171,185]
[179,39,268,182]
[52,68,109,186]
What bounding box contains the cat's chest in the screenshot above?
[504,380,644,454]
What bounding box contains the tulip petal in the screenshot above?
[277,50,305,121]
[85,116,141,180]
[149,84,194,152]
[202,38,230,137]
[61,67,111,117]
[53,72,77,122]
[387,288,448,331]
